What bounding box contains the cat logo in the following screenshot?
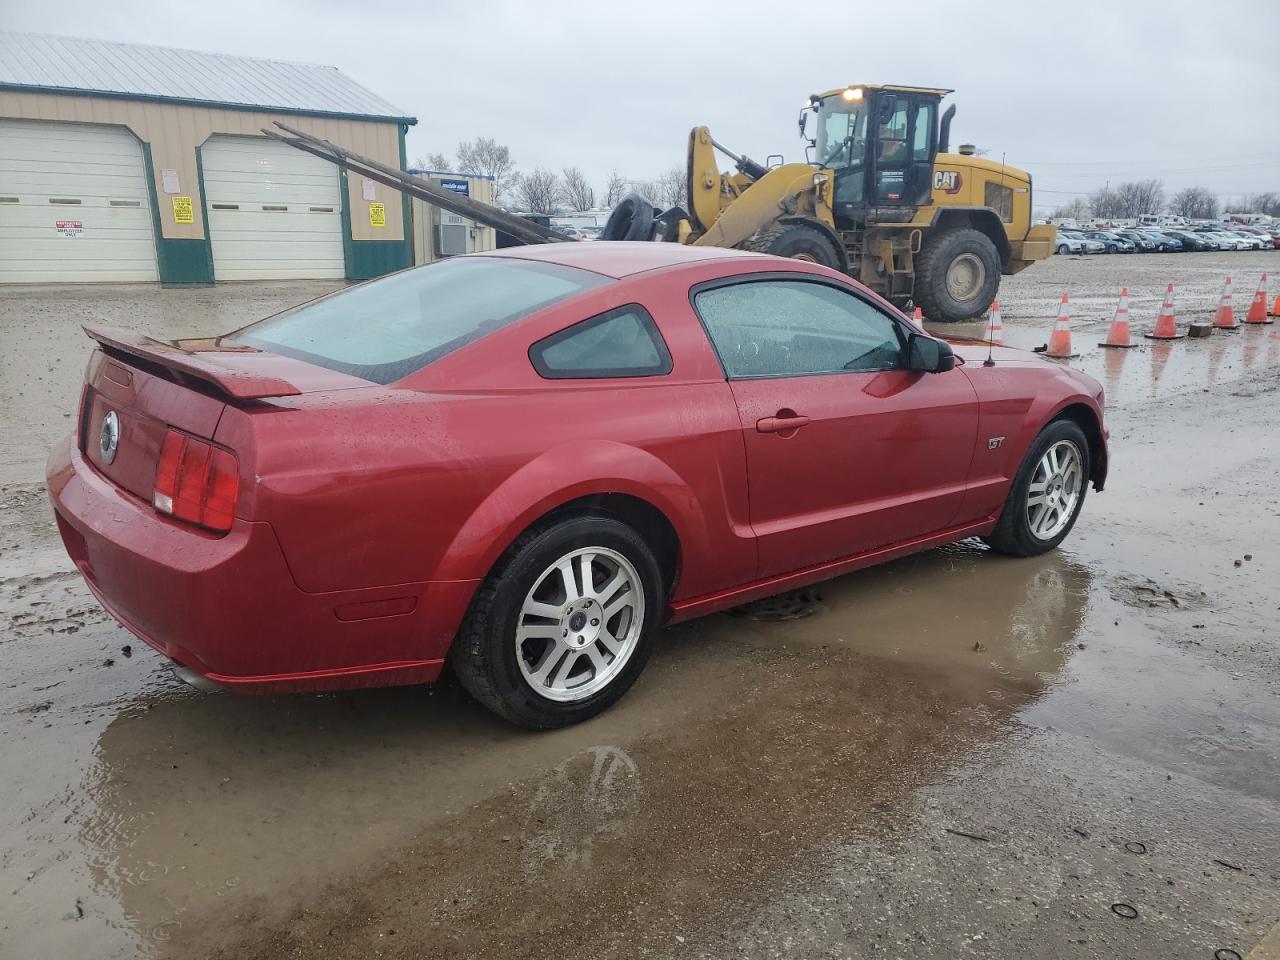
[933,170,963,194]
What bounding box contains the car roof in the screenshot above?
[474,241,773,279]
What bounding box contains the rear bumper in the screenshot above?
[46,436,477,693]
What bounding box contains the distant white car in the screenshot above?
[1055,234,1086,255]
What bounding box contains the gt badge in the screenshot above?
[987,436,1005,450]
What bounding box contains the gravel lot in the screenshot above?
[1,249,1278,959]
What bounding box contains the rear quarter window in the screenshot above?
[529,305,672,379]
[230,257,609,384]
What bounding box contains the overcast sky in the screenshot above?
[7,0,1280,211]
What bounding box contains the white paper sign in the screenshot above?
[161,169,180,194]
[362,178,377,201]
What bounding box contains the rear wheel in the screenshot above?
[451,516,663,729]
[914,227,1001,322]
[983,420,1090,557]
[743,223,841,269]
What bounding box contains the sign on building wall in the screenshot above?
[55,220,83,237]
[161,169,181,194]
[172,196,194,224]
[369,202,386,228]
[439,178,470,197]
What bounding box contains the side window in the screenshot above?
[530,304,672,379]
[692,280,905,379]
[912,103,934,163]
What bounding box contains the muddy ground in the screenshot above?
[1,250,1278,959]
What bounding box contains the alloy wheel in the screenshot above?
[1026,440,1084,541]
[515,547,644,702]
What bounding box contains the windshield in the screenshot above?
[230,256,609,384]
[814,99,869,171]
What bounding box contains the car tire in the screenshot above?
[983,419,1090,558]
[451,516,664,729]
[743,223,842,269]
[914,227,1002,322]
[1056,244,1069,255]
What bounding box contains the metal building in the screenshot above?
[405,169,497,265]
[0,31,417,284]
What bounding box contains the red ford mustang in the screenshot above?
[47,243,1107,728]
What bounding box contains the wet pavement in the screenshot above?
[1,251,1278,958]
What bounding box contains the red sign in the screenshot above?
[56,220,84,237]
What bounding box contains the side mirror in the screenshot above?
[907,333,955,373]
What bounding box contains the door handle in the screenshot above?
[756,414,810,434]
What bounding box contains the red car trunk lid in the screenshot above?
[78,325,369,506]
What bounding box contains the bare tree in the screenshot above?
[1050,197,1091,221]
[1114,179,1165,218]
[455,137,517,204]
[412,152,450,171]
[644,165,689,210]
[512,168,563,215]
[1089,185,1123,220]
[603,170,627,208]
[560,167,596,211]
[1240,191,1279,217]
[1169,186,1219,220]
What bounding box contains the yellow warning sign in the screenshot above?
[172,196,194,224]
[369,201,386,228]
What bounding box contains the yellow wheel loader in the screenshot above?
[600,84,1056,322]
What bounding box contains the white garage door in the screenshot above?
[202,136,345,281]
[0,119,158,284]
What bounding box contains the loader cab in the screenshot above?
[810,85,948,228]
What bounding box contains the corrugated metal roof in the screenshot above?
[0,31,415,124]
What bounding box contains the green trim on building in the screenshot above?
[193,145,217,282]
[336,155,412,282]
[141,142,214,285]
[398,123,414,268]
[348,241,414,280]
[337,164,357,279]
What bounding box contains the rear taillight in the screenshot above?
[153,430,239,533]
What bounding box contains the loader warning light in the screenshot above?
[842,87,863,101]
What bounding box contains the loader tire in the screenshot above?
[743,224,841,269]
[914,227,1001,322]
[601,193,656,242]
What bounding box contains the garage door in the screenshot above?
[202,136,345,281]
[0,119,158,284]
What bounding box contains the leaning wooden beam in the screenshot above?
[265,121,574,245]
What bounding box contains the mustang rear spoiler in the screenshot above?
[84,325,303,400]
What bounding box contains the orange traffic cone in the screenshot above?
[1244,273,1274,324]
[987,299,1004,345]
[1270,293,1280,317]
[1145,284,1184,340]
[1100,288,1136,348]
[1044,292,1078,358]
[912,306,925,328]
[1213,277,1239,330]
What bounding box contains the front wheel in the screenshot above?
[451,516,663,728]
[983,420,1090,557]
[1056,244,1069,255]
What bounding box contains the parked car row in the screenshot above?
[1056,223,1279,255]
